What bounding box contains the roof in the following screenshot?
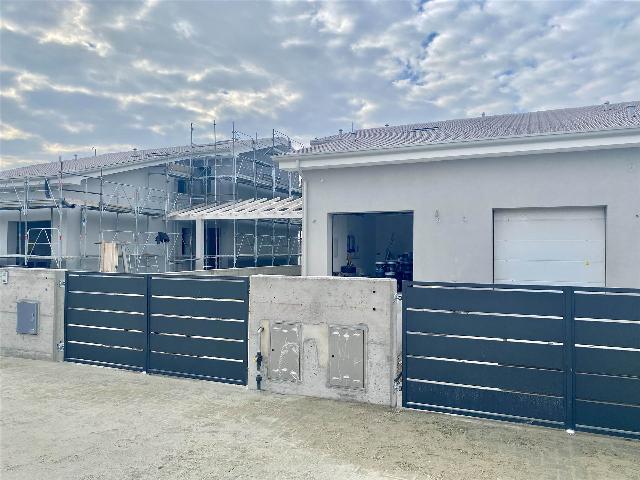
[0,136,290,180]
[293,101,640,157]
[168,197,303,221]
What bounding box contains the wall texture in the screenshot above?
[302,148,640,288]
[248,275,398,406]
[0,268,65,361]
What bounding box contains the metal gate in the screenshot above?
[64,271,248,385]
[402,281,640,439]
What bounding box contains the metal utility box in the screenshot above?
[16,301,38,335]
[269,323,301,382]
[328,325,365,389]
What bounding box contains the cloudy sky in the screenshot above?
[1,0,639,170]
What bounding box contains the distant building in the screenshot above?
[0,135,301,271]
[279,101,640,288]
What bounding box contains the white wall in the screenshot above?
[302,147,640,288]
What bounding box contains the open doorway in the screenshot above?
[331,211,413,288]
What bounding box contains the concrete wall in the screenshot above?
[302,147,640,288]
[248,275,398,406]
[163,265,301,277]
[0,268,65,361]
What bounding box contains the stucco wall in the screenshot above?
[248,275,398,406]
[302,147,640,288]
[0,268,65,361]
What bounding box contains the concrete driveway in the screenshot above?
[1,357,638,480]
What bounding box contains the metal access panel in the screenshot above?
[329,326,365,389]
[269,323,301,382]
[17,301,38,335]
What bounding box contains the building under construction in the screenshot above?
[0,128,302,272]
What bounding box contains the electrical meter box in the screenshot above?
[269,323,301,382]
[16,300,38,335]
[328,325,365,389]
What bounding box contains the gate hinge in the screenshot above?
[58,280,66,288]
[56,341,64,352]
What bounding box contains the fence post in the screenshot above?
[63,270,68,361]
[563,287,576,432]
[401,280,408,408]
[145,274,151,374]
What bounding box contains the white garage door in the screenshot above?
[494,207,605,287]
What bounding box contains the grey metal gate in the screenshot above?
[64,271,248,385]
[402,281,640,439]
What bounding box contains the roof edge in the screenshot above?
[277,126,640,171]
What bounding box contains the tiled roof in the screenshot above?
[0,137,289,180]
[295,101,640,156]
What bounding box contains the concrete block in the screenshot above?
[248,275,398,406]
[0,268,65,361]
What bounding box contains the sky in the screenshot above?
[1,0,639,170]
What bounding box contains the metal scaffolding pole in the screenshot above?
[23,177,28,266]
[232,121,237,268]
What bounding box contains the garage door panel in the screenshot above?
[494,207,605,287]
[494,240,605,262]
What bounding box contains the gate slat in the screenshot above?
[150,316,245,340]
[150,296,246,320]
[575,373,640,406]
[406,356,563,396]
[575,347,640,377]
[149,351,245,384]
[67,291,146,313]
[405,381,564,423]
[67,274,146,295]
[150,277,246,300]
[406,333,563,370]
[575,293,640,321]
[406,310,563,342]
[66,325,145,349]
[575,320,640,349]
[150,333,245,360]
[405,285,564,317]
[65,342,144,369]
[576,400,640,435]
[66,309,145,330]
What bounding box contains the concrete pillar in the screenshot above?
[195,219,205,270]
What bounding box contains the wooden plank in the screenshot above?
[150,316,245,340]
[405,380,564,423]
[149,352,245,383]
[406,356,564,396]
[150,334,245,361]
[150,277,247,301]
[576,400,640,434]
[65,342,144,368]
[575,373,640,406]
[406,333,563,370]
[67,273,146,295]
[575,347,640,377]
[406,310,563,342]
[67,291,146,313]
[66,309,145,330]
[575,320,640,349]
[575,293,640,321]
[405,285,564,317]
[150,297,247,320]
[66,325,145,349]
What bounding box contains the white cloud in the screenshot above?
[0,0,638,169]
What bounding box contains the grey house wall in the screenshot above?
[302,147,640,287]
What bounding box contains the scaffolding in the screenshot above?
[0,125,302,272]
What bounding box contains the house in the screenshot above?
[0,135,302,271]
[278,101,640,288]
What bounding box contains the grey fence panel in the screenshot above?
[573,289,640,438]
[403,281,640,439]
[64,271,147,371]
[147,275,249,385]
[64,272,249,385]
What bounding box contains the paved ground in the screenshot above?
[1,357,638,480]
